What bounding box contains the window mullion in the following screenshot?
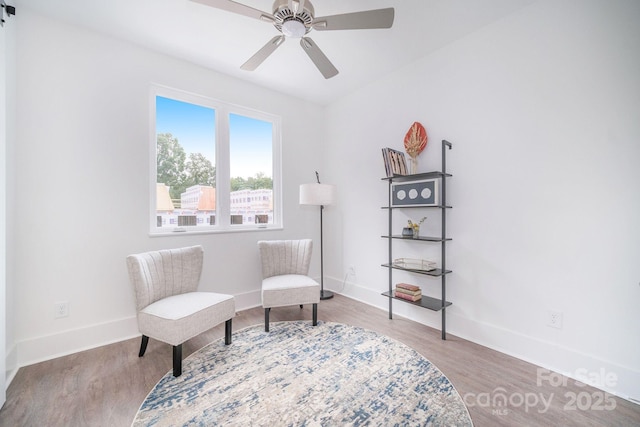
[216,108,231,227]
[271,117,282,226]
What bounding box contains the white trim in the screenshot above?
[13,291,263,369]
[16,316,140,368]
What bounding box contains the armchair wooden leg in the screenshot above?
[265,307,271,332]
[312,303,318,326]
[225,319,232,345]
[138,335,149,357]
[300,305,303,309]
[173,344,182,377]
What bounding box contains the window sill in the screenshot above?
[149,225,284,237]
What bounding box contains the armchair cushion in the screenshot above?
[138,292,235,346]
[262,274,320,308]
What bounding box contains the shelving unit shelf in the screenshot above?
[381,139,453,340]
[381,264,452,277]
[382,235,452,242]
[381,291,452,311]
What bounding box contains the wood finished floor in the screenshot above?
[1,294,639,426]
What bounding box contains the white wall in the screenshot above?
[9,8,326,367]
[7,0,640,405]
[323,0,640,401]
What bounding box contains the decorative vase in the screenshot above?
[409,156,418,175]
[402,227,414,238]
[413,227,420,239]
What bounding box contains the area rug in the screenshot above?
[132,321,473,426]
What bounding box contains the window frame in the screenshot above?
[149,84,282,235]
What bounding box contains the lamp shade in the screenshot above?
[299,183,336,206]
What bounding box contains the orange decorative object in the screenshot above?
[404,122,428,173]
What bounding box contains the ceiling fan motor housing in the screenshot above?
[272,0,314,37]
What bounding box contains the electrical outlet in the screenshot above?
[547,310,563,329]
[54,301,69,319]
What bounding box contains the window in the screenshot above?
[150,85,281,234]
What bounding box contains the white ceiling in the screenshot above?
[20,0,536,105]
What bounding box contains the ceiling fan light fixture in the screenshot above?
[282,19,306,38]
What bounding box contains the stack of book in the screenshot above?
[394,283,422,302]
[381,147,408,177]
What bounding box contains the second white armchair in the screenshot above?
[258,239,320,332]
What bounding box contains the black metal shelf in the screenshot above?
[381,264,452,277]
[382,235,452,242]
[382,291,452,312]
[382,171,452,182]
[381,205,452,210]
[382,139,453,340]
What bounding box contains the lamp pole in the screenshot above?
[316,171,333,300]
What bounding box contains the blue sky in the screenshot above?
[156,96,272,178]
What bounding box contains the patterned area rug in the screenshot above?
[133,321,473,426]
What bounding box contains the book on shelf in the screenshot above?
[390,148,408,175]
[394,287,422,297]
[381,148,391,177]
[396,283,420,292]
[394,291,422,302]
[381,147,408,177]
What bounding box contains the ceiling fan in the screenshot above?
[190,0,395,79]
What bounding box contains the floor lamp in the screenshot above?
[300,172,336,300]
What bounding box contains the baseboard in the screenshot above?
[232,289,262,311]
[324,277,640,404]
[448,314,640,404]
[17,316,141,368]
[13,290,263,371]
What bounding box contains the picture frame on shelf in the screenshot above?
[391,178,439,207]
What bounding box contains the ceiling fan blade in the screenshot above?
[300,37,338,79]
[190,0,275,23]
[241,36,286,71]
[313,8,394,31]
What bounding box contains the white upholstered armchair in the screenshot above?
[258,239,320,332]
[126,245,235,377]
